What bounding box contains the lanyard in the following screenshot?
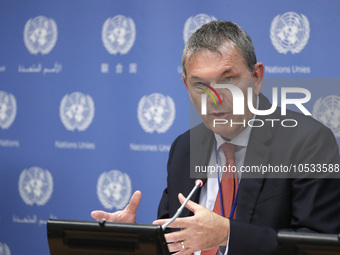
[215,143,239,219]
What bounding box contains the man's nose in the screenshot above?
[213,86,232,104]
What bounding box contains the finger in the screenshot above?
[153,217,192,229]
[91,210,113,221]
[173,247,195,255]
[152,218,170,225]
[178,193,201,213]
[164,229,190,243]
[167,242,184,253]
[125,190,142,213]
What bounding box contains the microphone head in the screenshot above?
[195,179,204,187]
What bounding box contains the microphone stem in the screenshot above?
[162,181,200,230]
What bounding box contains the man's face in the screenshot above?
[183,46,264,140]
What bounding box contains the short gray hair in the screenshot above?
[182,20,257,77]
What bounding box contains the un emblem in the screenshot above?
[270,12,310,54]
[183,14,217,43]
[97,170,132,210]
[59,92,95,131]
[0,243,10,255]
[0,91,16,130]
[24,16,58,55]
[102,15,136,55]
[138,93,176,134]
[313,95,340,138]
[18,166,53,206]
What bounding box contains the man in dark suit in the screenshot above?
[155,93,340,254]
[92,21,340,254]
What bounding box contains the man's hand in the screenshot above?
[91,190,142,223]
[153,193,230,255]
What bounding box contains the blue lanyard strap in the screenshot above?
[229,185,239,219]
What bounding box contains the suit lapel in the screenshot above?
[182,124,214,217]
[236,94,273,223]
[191,125,214,181]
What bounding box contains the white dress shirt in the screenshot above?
[194,97,258,255]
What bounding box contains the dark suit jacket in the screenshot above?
[157,94,340,254]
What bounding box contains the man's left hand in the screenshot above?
[153,193,230,255]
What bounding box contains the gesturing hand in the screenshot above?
[91,190,142,223]
[153,193,230,255]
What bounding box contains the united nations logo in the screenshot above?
[97,170,132,210]
[138,93,176,134]
[270,12,310,54]
[18,166,53,206]
[313,95,340,138]
[0,243,10,255]
[183,14,217,43]
[23,16,58,55]
[59,92,95,131]
[102,15,136,55]
[0,91,16,130]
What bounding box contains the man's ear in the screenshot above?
[182,74,193,103]
[252,62,264,95]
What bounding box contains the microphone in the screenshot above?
[162,179,204,230]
